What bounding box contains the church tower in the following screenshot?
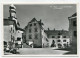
[9,4,20,27]
[9,4,17,23]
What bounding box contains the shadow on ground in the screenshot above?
[54,48,77,55]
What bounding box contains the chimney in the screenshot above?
[54,28,55,31]
[48,28,50,31]
[62,29,64,31]
[40,19,42,23]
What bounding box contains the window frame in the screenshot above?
[17,37,21,41]
[63,36,66,38]
[52,36,55,38]
[57,36,60,38]
[34,34,38,39]
[63,40,66,42]
[30,24,32,27]
[34,23,36,26]
[34,28,38,32]
[29,34,32,39]
[73,21,76,26]
[57,40,61,42]
[74,31,77,37]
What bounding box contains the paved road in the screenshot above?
[18,48,69,55]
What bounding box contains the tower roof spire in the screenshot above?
[10,4,16,9]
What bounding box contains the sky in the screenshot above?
[3,4,76,30]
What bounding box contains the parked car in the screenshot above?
[10,48,17,54]
[6,47,10,52]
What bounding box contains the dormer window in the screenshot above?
[30,24,32,27]
[34,23,36,26]
[52,36,55,38]
[58,33,61,35]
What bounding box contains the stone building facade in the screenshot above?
[68,13,77,53]
[24,18,49,48]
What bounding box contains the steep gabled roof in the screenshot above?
[44,29,69,36]
[68,13,77,19]
[29,17,37,23]
[24,17,44,30]
[71,13,77,17]
[4,18,16,25]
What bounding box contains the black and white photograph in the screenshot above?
[3,4,77,56]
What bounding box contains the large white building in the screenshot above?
[45,28,70,48]
[4,19,17,48]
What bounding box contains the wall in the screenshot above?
[4,25,16,42]
[25,20,42,48]
[4,24,16,49]
[42,29,49,48]
[69,17,77,47]
[48,35,70,48]
[15,30,23,48]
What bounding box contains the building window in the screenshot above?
[11,35,13,41]
[52,36,55,38]
[58,32,61,35]
[63,40,66,42]
[57,36,60,38]
[73,21,76,26]
[18,31,19,33]
[13,29,14,33]
[4,41,7,45]
[35,28,38,32]
[74,31,77,37]
[63,36,66,38]
[17,38,21,41]
[35,34,38,39]
[58,44,62,48]
[11,27,12,31]
[29,29,31,33]
[57,40,60,42]
[29,35,32,39]
[34,23,36,26]
[30,24,32,27]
